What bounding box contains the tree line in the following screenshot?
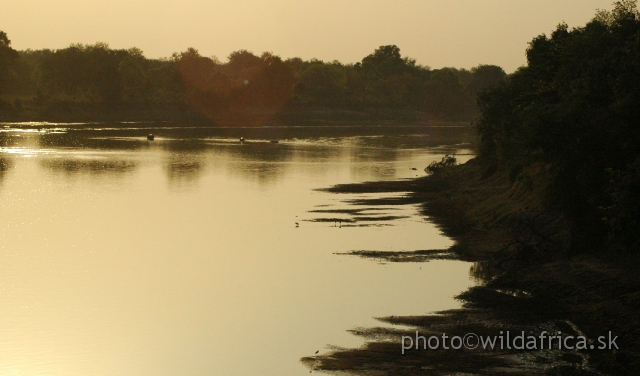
[0,35,505,124]
[476,0,640,254]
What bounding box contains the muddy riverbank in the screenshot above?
[303,158,640,375]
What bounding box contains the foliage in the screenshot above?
[172,48,296,126]
[0,31,19,94]
[0,34,507,123]
[476,1,640,253]
[425,154,457,174]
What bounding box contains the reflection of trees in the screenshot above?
[233,143,294,163]
[469,261,497,286]
[163,154,204,188]
[41,157,137,176]
[0,132,18,148]
[425,126,476,149]
[4,125,477,190]
[349,147,399,181]
[221,143,295,186]
[287,145,342,177]
[39,132,145,150]
[161,140,207,188]
[0,157,14,183]
[216,143,342,186]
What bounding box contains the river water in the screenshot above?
[0,123,476,375]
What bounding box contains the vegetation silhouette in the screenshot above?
[173,48,296,126]
[476,0,640,255]
[0,37,505,124]
[304,3,640,374]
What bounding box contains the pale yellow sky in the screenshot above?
[2,0,615,72]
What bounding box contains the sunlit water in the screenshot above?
[0,124,477,376]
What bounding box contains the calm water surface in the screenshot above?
[0,124,477,375]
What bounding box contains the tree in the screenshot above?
[118,55,147,101]
[0,31,19,94]
[476,0,640,253]
[423,69,475,119]
[297,62,347,105]
[35,43,125,102]
[468,65,506,94]
[362,45,406,77]
[172,48,295,126]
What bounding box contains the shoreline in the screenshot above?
[303,158,640,375]
[0,118,474,131]
[0,103,476,126]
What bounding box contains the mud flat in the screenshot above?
[303,158,640,375]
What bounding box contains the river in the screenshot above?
[0,123,476,375]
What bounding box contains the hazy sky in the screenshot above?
[3,0,616,72]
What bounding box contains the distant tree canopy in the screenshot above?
[30,43,182,105]
[0,33,506,123]
[476,0,640,253]
[0,31,19,94]
[172,48,296,126]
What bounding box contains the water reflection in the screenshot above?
[163,146,206,189]
[41,157,138,176]
[38,132,147,150]
[469,261,505,285]
[0,157,13,183]
[349,147,399,181]
[1,125,477,189]
[0,123,478,376]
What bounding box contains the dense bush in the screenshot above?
[477,0,640,253]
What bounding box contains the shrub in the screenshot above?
[425,154,457,174]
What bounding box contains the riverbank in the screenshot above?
[303,158,640,375]
[0,99,473,127]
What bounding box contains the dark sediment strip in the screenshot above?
[302,158,639,375]
[337,249,457,263]
[307,218,356,223]
[352,215,408,222]
[306,216,407,224]
[309,208,397,214]
[346,196,425,206]
[302,286,592,375]
[317,179,425,194]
